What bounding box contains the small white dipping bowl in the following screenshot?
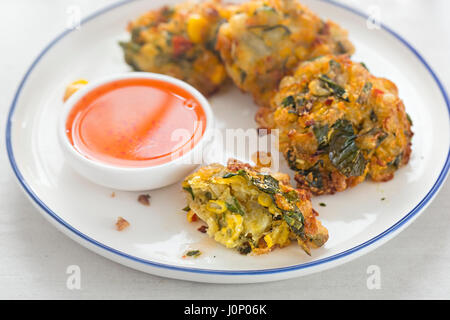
[58,72,214,191]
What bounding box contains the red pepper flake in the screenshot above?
[138,194,151,206]
[205,7,219,18]
[319,22,331,35]
[373,88,384,97]
[197,225,208,233]
[312,36,325,46]
[172,35,193,57]
[324,98,333,106]
[191,213,198,222]
[305,119,316,127]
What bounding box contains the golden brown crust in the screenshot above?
[121,0,232,96]
[256,55,413,195]
[216,0,354,106]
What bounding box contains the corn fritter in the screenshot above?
[182,159,328,255]
[256,55,413,194]
[216,0,354,106]
[120,0,232,96]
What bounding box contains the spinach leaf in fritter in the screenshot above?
[251,175,280,194]
[247,24,292,36]
[183,186,195,200]
[388,153,403,169]
[313,124,330,150]
[406,113,413,126]
[119,41,141,54]
[226,196,245,215]
[298,160,324,190]
[186,250,201,257]
[329,59,341,73]
[285,148,300,171]
[283,210,304,237]
[357,82,373,104]
[328,119,367,177]
[281,95,295,108]
[222,170,246,179]
[318,75,350,101]
[360,62,369,71]
[281,95,311,116]
[370,109,378,122]
[283,190,299,203]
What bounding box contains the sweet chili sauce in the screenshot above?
[65,78,206,167]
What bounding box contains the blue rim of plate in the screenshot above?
[5,0,450,276]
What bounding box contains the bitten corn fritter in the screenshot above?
[182,159,328,255]
[120,0,232,96]
[256,55,413,195]
[216,0,354,106]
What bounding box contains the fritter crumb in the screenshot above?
[138,194,151,206]
[116,217,130,231]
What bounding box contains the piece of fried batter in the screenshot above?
[216,0,354,106]
[120,0,232,96]
[182,159,328,255]
[256,55,413,195]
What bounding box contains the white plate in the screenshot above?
[6,0,450,283]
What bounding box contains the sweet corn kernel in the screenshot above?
[63,79,88,102]
[264,234,274,248]
[279,46,291,58]
[214,175,246,185]
[211,64,227,85]
[187,14,208,44]
[215,214,244,247]
[257,193,272,207]
[268,204,280,215]
[218,7,232,20]
[206,200,227,213]
[294,46,308,60]
[287,112,298,122]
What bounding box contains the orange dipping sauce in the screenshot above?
[66,78,207,167]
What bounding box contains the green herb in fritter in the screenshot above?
[319,75,349,101]
[328,119,367,177]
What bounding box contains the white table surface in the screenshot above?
[1,0,449,299]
